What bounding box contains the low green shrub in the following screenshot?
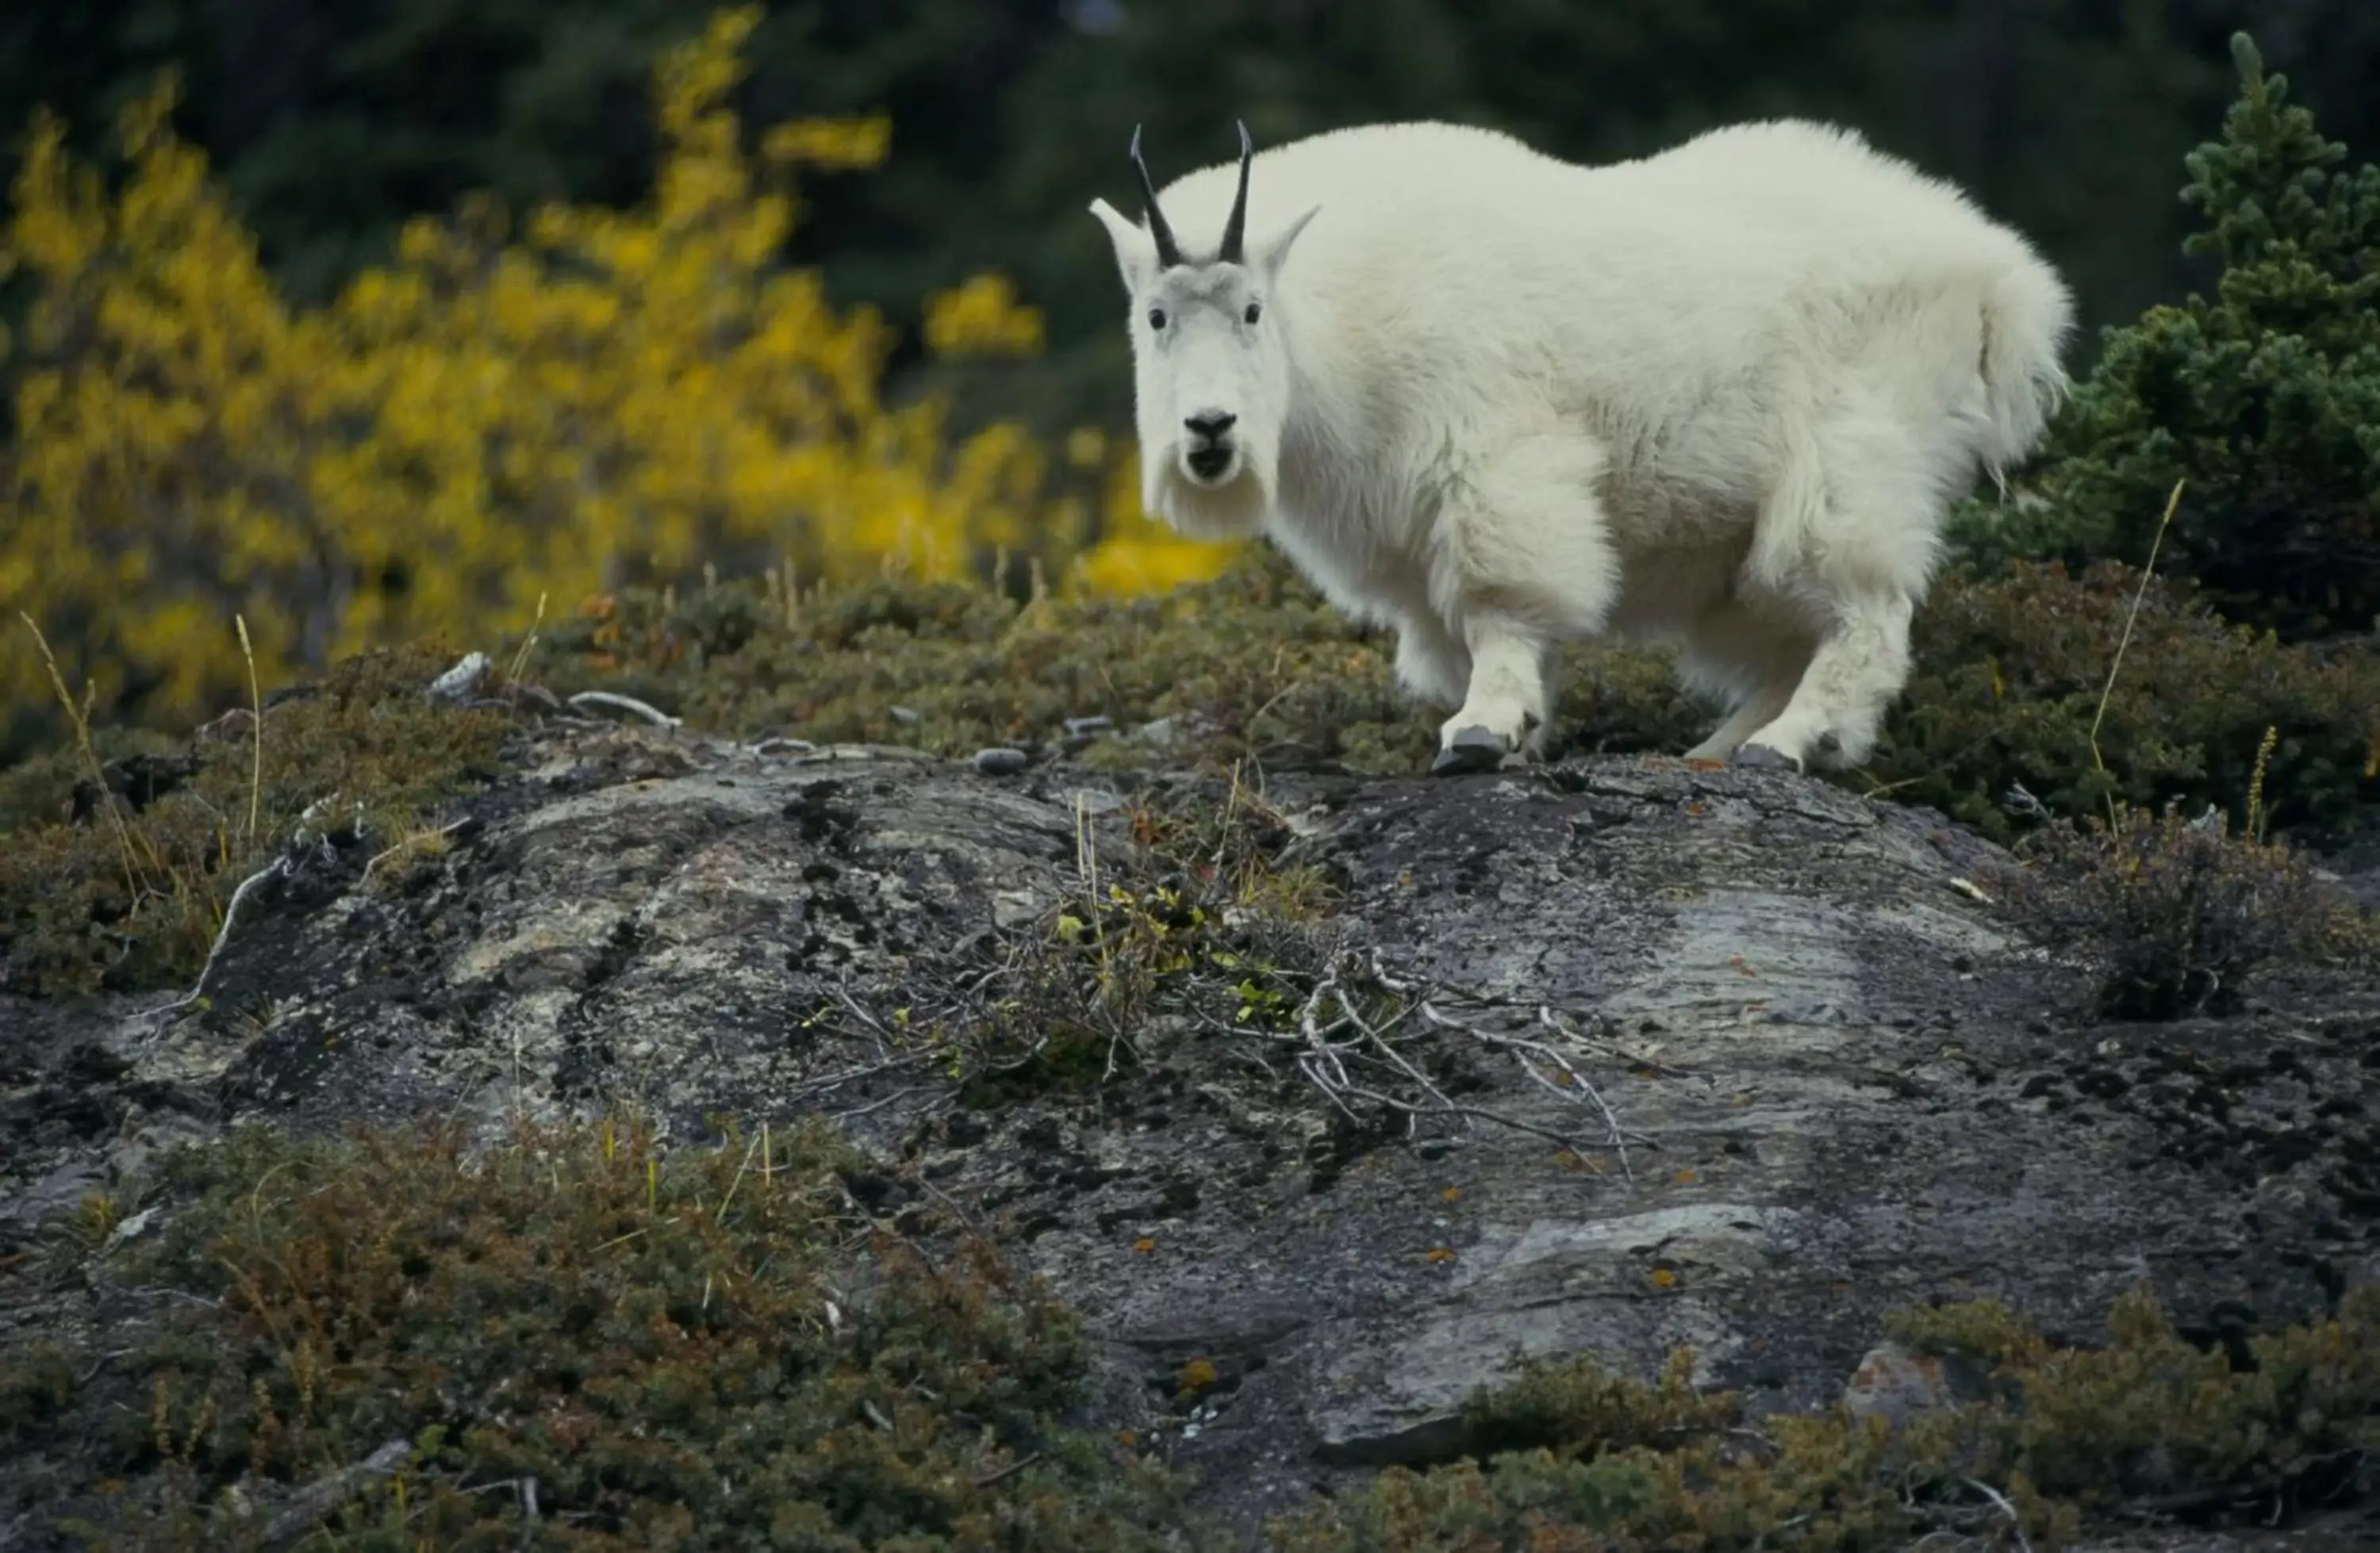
[8,536,2376,1004]
[531,548,2380,846]
[1879,560,2380,843]
[524,547,1710,777]
[0,1113,1200,1550]
[1270,1285,2380,1551]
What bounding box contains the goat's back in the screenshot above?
[1154,117,2058,384]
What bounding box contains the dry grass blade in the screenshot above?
[17,612,148,902]
[235,613,263,846]
[2087,475,2183,832]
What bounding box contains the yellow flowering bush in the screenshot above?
[0,5,1238,728]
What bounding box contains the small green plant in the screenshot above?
[1878,559,2380,842]
[935,769,1350,1108]
[1462,1347,1739,1460]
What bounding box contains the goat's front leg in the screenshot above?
[1429,428,1618,776]
[1391,612,1472,709]
[1434,613,1554,773]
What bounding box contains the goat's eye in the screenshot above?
[1244,301,1262,324]
[1147,306,1168,330]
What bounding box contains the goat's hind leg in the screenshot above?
[1729,408,1934,773]
[1733,589,1914,772]
[1687,682,1795,762]
[1676,608,1812,762]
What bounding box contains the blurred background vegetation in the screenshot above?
[1,0,2376,846]
[10,0,2376,428]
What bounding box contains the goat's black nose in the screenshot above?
[1184,411,1237,442]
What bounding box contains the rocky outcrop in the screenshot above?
[6,719,2379,1543]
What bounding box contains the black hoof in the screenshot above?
[1730,742,1802,773]
[1431,724,1511,776]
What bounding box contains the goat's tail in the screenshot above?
[1974,255,2076,493]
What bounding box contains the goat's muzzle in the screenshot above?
[1182,411,1238,483]
[1184,446,1237,482]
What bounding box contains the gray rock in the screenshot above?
[425,650,493,704]
[2,1160,104,1226]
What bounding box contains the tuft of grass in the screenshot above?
[0,638,512,997]
[0,1111,1204,1550]
[1271,1284,2380,1551]
[17,613,149,906]
[1461,1347,1740,1462]
[234,615,262,847]
[2083,477,2183,830]
[1998,796,2364,1020]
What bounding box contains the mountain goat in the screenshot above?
[1088,118,2073,775]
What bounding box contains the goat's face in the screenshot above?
[1089,125,1319,541]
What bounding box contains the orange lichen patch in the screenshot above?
[1843,1344,1954,1421]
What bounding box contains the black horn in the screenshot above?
[1128,125,1186,268]
[1218,119,1254,265]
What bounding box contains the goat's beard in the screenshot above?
[1145,444,1274,541]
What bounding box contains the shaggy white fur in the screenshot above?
[1088,117,2074,774]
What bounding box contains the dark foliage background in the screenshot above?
[8,0,2379,431]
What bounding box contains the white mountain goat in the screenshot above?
[1087,118,2073,774]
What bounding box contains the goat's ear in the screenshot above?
[1088,197,1154,293]
[1253,204,1321,282]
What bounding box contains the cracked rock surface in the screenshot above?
[6,723,2378,1545]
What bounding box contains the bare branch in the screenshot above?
[566,690,681,727]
